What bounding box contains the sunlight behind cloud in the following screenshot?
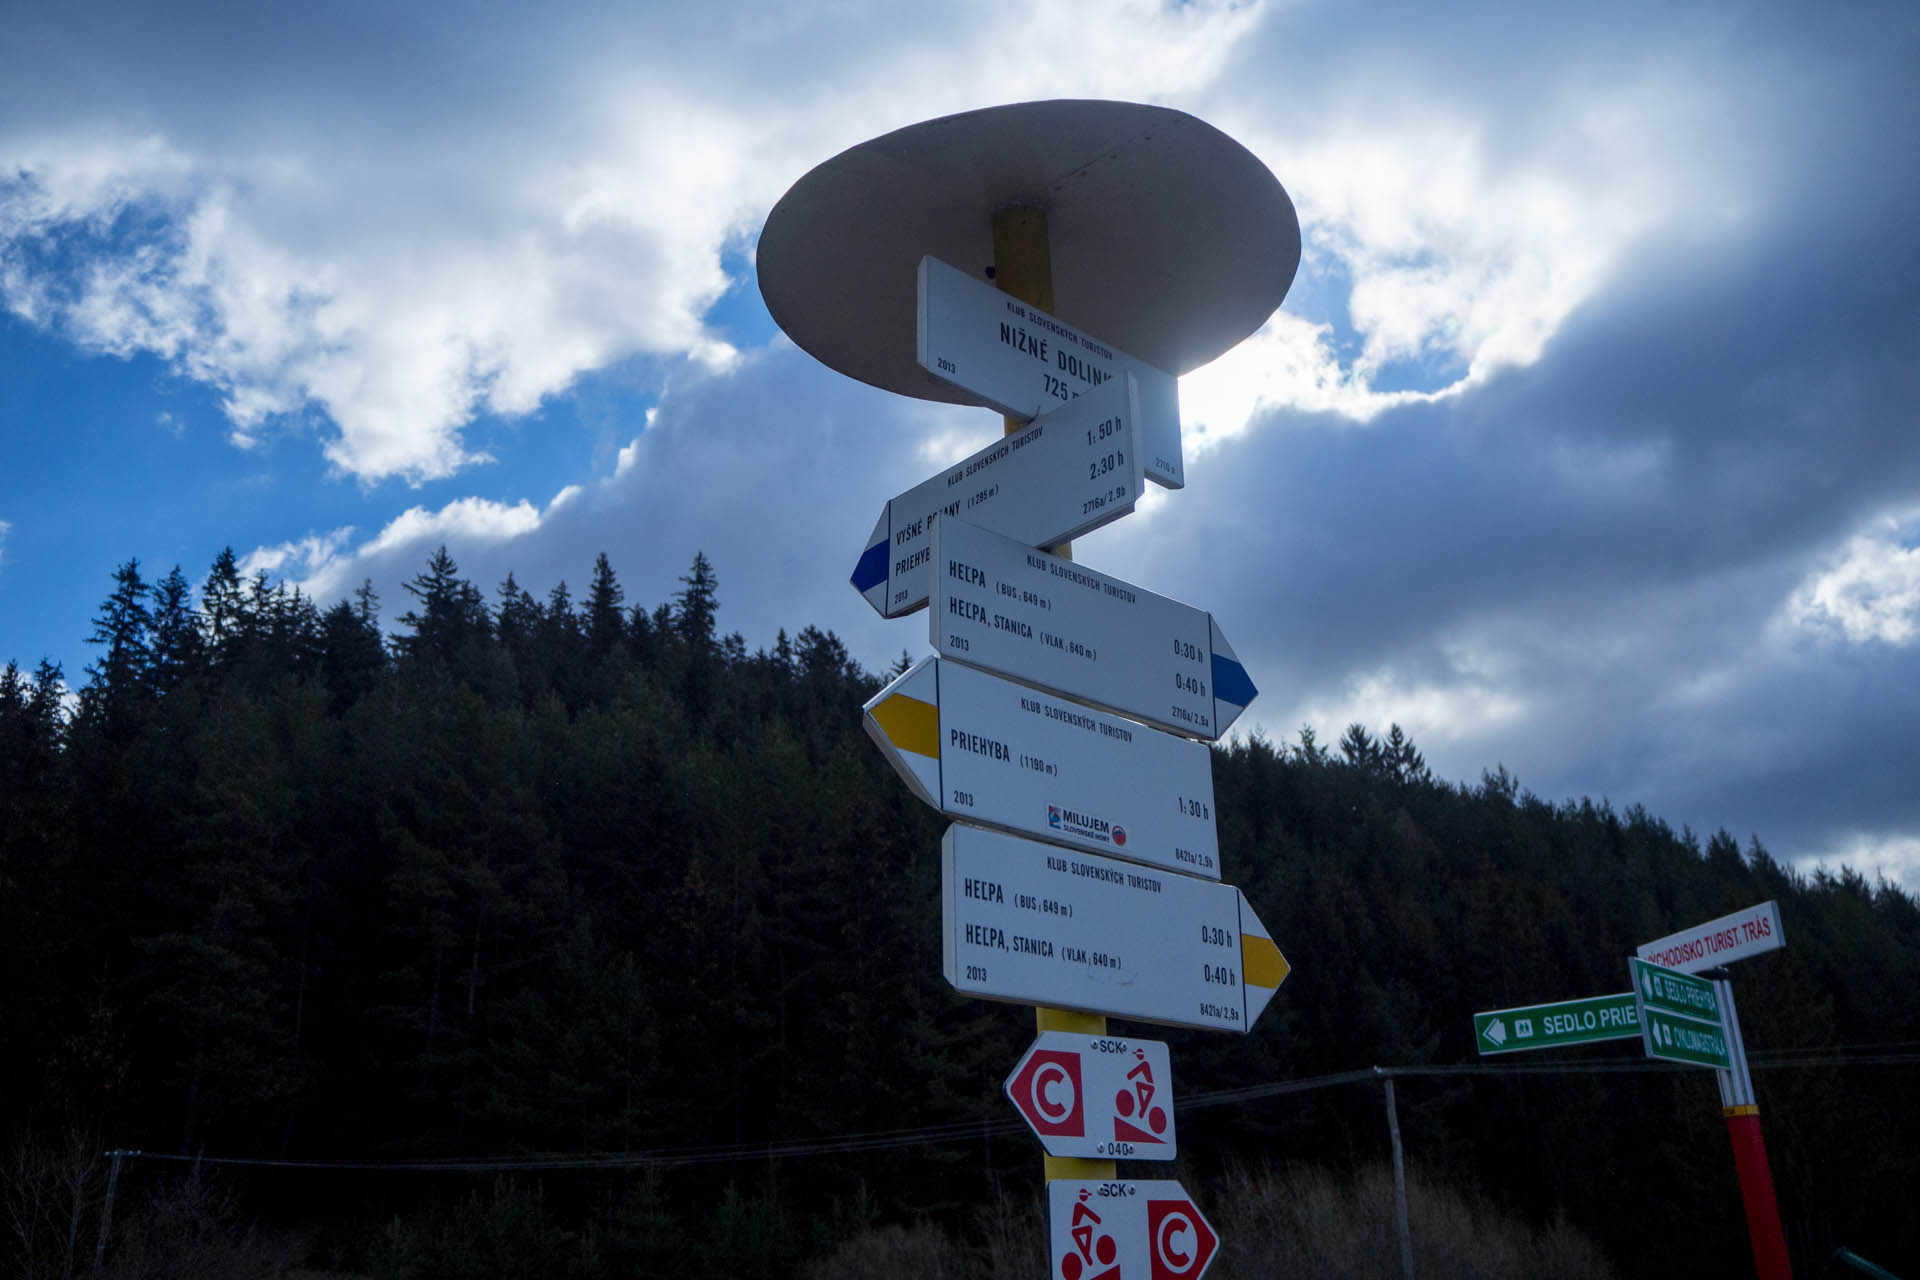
[1176,79,1689,448]
[1179,311,1435,446]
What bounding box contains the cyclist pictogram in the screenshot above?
[1060,1188,1122,1280]
[1113,1047,1170,1145]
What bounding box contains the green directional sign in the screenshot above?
[1629,958,1732,1069]
[1473,992,1641,1055]
[1631,958,1721,1022]
[1640,1005,1733,1068]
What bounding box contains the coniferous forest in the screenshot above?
[2,546,1917,1277]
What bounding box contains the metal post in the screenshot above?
[993,204,1115,1187]
[62,1148,89,1280]
[1707,976,1792,1279]
[91,1150,125,1278]
[1377,1068,1416,1280]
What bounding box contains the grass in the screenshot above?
[806,1162,1618,1280]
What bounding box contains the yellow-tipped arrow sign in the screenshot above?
[864,656,1222,879]
[943,824,1288,1033]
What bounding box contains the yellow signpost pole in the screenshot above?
[991,204,1118,1184]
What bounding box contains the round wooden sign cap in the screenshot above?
[757,99,1299,407]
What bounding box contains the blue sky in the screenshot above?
[4,0,1918,890]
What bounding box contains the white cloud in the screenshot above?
[326,498,544,591]
[238,528,357,583]
[6,0,1687,492]
[613,435,645,479]
[1277,665,1531,755]
[0,519,10,570]
[1180,311,1436,448]
[1798,833,1920,893]
[0,1,1274,487]
[1782,510,1920,646]
[1175,41,1750,447]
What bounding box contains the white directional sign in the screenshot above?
[931,517,1257,740]
[865,657,1220,878]
[917,254,1186,490]
[942,824,1287,1032]
[1006,1032,1177,1161]
[850,373,1146,617]
[1049,1180,1218,1280]
[1636,901,1783,974]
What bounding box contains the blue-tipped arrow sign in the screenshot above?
[930,516,1257,740]
[851,374,1145,618]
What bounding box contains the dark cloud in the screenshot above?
[1092,78,1920,868]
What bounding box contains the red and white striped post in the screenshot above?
[1706,973,1791,1279]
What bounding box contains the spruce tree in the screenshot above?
[80,559,153,736]
[674,552,719,652]
[147,564,206,695]
[1338,721,1379,771]
[1382,723,1428,784]
[396,547,490,669]
[584,553,627,659]
[202,547,247,666]
[318,598,385,709]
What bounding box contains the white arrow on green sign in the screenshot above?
[1473,993,1640,1055]
[1629,957,1732,1069]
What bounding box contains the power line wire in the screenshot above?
[108,1046,1919,1176]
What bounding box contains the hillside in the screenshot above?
[2,547,1915,1276]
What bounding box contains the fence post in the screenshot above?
[62,1145,93,1280]
[1376,1067,1416,1280]
[90,1150,126,1277]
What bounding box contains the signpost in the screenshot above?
[942,824,1286,1032]
[762,101,1302,1276]
[865,656,1222,878]
[1048,1180,1218,1280]
[1635,900,1782,974]
[1006,1032,1177,1161]
[1626,908,1793,1278]
[1630,957,1732,1069]
[931,517,1257,740]
[850,374,1145,618]
[1468,912,1788,1279]
[1473,993,1640,1055]
[918,255,1187,490]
